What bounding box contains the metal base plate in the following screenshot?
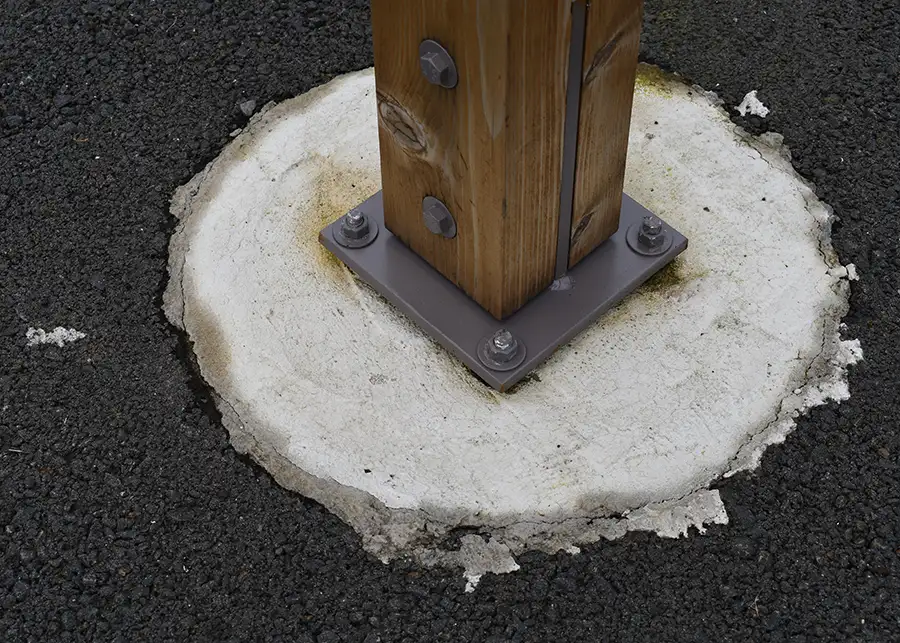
[320,192,687,391]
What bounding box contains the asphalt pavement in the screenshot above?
[1,1,898,641]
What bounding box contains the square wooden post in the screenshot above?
[570,0,643,267]
[320,0,686,390]
[371,0,643,319]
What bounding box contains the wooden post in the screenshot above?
[570,0,643,267]
[371,0,642,320]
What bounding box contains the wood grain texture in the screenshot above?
[568,0,643,268]
[371,0,572,319]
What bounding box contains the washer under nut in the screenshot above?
[333,209,379,248]
[625,215,674,256]
[477,329,527,372]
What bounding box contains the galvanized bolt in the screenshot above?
[488,329,519,363]
[341,209,370,240]
[333,208,378,248]
[637,215,665,248]
[626,214,673,257]
[419,40,458,89]
[421,52,450,86]
[492,330,515,353]
[345,209,365,228]
[477,328,526,372]
[422,197,457,239]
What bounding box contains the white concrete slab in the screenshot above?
[164,67,860,582]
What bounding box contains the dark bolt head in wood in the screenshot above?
[422,196,457,239]
[419,39,458,89]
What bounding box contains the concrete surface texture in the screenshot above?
[164,66,860,581]
[5,1,899,640]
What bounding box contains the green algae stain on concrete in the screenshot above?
[639,257,709,297]
[296,155,380,281]
[639,258,688,295]
[189,302,233,387]
[635,64,675,97]
[585,256,706,334]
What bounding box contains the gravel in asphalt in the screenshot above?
[1,1,898,641]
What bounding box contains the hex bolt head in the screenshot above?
[638,215,665,248]
[419,40,458,89]
[422,197,457,239]
[421,52,450,86]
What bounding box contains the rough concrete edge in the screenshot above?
[164,102,275,332]
[215,385,729,590]
[161,66,861,587]
[720,127,862,477]
[164,70,374,329]
[654,66,863,482]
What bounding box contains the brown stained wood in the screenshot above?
[371,0,572,319]
[568,0,643,268]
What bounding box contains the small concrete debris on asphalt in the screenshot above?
[238,99,256,117]
[25,327,86,348]
[735,89,770,117]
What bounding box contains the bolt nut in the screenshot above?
[333,209,378,249]
[341,210,370,240]
[419,40,458,89]
[477,329,526,372]
[625,214,674,257]
[638,215,665,248]
[489,330,518,361]
[422,197,457,239]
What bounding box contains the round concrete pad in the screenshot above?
[164,67,860,580]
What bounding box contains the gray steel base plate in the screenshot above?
[320,192,687,391]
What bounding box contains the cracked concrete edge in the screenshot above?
[164,73,350,327]
[718,126,862,478]
[212,383,729,587]
[200,323,733,577]
[161,67,861,584]
[658,67,863,480]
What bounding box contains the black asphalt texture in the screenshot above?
[1,1,898,641]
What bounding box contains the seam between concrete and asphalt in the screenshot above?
[1,1,898,641]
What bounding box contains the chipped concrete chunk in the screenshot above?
[736,89,771,117]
